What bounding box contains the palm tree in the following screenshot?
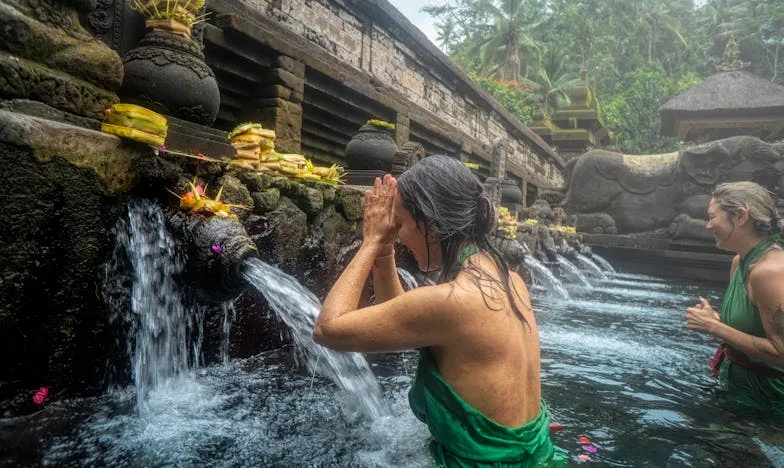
[698,0,783,82]
[520,47,581,116]
[641,0,689,63]
[470,0,542,82]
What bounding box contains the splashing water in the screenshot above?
[591,252,616,273]
[221,301,237,365]
[396,267,419,291]
[119,199,199,410]
[555,254,593,288]
[525,256,570,300]
[574,253,608,280]
[241,257,387,420]
[5,256,784,466]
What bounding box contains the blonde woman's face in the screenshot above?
[706,199,735,250]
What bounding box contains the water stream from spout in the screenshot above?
[118,199,201,411]
[524,256,570,300]
[221,301,237,365]
[396,267,420,291]
[555,254,593,288]
[241,257,386,420]
[574,253,608,280]
[591,252,616,273]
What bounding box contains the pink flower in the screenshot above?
[32,387,48,405]
[211,244,223,254]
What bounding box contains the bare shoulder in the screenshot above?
[451,255,532,318]
[750,250,784,279]
[749,251,784,298]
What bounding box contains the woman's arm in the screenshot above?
[741,262,784,367]
[317,242,384,327]
[315,174,407,345]
[314,282,462,352]
[688,261,784,368]
[371,246,405,303]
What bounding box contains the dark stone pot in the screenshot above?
[501,180,523,205]
[121,30,220,125]
[344,124,398,171]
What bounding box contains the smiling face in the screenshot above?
[706,198,737,251]
[394,193,442,272]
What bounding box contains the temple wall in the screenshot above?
[224,0,564,189]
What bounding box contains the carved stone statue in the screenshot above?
[0,0,123,120]
[552,207,567,226]
[529,199,554,225]
[563,136,784,243]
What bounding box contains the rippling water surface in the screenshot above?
[2,270,783,467]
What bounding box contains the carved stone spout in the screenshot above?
[185,216,258,301]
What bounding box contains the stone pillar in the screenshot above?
[488,137,508,208]
[246,54,305,154]
[521,178,529,208]
[395,113,410,147]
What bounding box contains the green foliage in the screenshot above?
[518,46,581,116]
[425,0,783,154]
[708,0,784,83]
[426,0,544,82]
[603,66,702,154]
[472,75,538,123]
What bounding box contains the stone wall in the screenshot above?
[207,0,565,189]
[0,109,366,414]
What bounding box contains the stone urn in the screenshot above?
[501,180,523,205]
[344,124,398,171]
[120,30,220,125]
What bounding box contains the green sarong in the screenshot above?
[409,348,567,467]
[716,233,784,407]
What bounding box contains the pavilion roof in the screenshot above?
[659,71,784,136]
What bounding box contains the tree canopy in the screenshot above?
[424,0,783,153]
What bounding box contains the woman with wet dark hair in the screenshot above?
[687,181,784,408]
[315,155,565,467]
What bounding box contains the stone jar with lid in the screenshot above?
[344,122,398,172]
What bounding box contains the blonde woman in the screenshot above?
[687,181,784,406]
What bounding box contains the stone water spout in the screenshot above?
[182,215,258,301]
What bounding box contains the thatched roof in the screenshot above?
[659,71,784,136]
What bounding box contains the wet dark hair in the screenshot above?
[396,155,529,326]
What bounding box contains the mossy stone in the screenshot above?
[251,188,280,214]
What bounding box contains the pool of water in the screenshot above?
[2,271,783,467]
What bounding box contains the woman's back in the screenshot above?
[431,251,541,428]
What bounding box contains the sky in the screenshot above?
[386,1,440,47]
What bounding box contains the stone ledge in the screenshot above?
[584,237,734,283]
[0,109,139,194]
